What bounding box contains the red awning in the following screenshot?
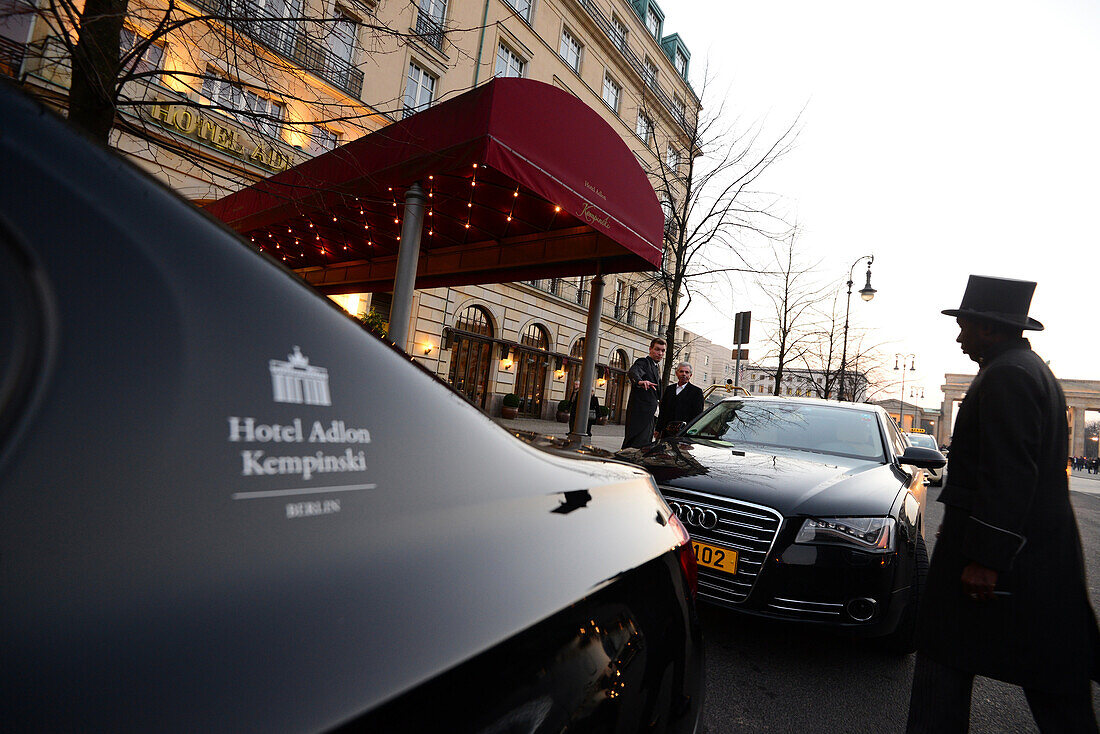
[204,78,663,293]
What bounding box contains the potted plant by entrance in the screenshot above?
[556,399,571,423]
[501,393,520,419]
[595,406,610,426]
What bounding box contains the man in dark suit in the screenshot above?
[621,337,666,449]
[656,362,705,437]
[907,276,1099,733]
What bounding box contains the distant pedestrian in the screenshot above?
[621,338,665,449]
[655,362,705,437]
[567,379,599,437]
[906,275,1099,733]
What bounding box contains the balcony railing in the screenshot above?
[414,12,445,51]
[190,0,363,98]
[573,0,689,133]
[0,35,26,78]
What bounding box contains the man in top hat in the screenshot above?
[906,275,1099,732]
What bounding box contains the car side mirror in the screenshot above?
[662,421,687,438]
[899,446,946,470]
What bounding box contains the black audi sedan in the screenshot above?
[0,84,702,731]
[622,396,945,653]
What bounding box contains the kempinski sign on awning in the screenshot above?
[144,100,296,173]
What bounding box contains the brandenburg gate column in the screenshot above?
[1069,403,1087,457]
[939,393,955,447]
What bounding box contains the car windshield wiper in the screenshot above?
[685,434,734,446]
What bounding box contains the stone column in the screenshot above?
[939,392,957,447]
[389,182,426,353]
[1071,404,1087,457]
[569,274,604,445]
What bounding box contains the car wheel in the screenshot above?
[881,535,928,655]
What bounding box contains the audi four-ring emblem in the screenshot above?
[667,501,719,530]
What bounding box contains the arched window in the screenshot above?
[448,305,494,409]
[565,337,585,390]
[514,323,550,417]
[520,323,549,350]
[605,349,629,423]
[455,305,493,337]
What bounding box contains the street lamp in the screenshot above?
[839,254,876,401]
[895,353,916,430]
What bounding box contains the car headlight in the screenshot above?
[794,516,896,553]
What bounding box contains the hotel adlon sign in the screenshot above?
[145,100,296,173]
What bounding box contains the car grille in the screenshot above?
[659,487,783,606]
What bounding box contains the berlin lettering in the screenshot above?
[286,499,341,519]
[146,101,294,172]
[241,448,367,480]
[227,417,371,444]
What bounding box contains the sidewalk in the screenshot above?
[491,415,626,453]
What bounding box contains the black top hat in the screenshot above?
[941,275,1044,331]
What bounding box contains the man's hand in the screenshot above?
[638,380,657,390]
[961,562,999,601]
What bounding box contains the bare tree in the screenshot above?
[632,67,801,386]
[754,232,827,395]
[795,288,888,401]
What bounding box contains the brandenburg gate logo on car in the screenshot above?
[269,346,331,406]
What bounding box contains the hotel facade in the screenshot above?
[2,0,701,421]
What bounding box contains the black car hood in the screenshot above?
[628,439,903,517]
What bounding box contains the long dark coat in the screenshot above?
[621,356,661,449]
[918,338,1099,688]
[567,391,599,436]
[655,382,705,435]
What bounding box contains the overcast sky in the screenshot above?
[660,0,1100,408]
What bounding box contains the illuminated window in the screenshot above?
[201,70,285,138]
[119,27,165,77]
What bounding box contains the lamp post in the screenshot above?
[839,254,876,401]
[895,353,916,430]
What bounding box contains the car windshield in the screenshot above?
[683,400,886,462]
[906,433,937,449]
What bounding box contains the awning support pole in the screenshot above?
[569,274,605,446]
[389,181,426,353]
